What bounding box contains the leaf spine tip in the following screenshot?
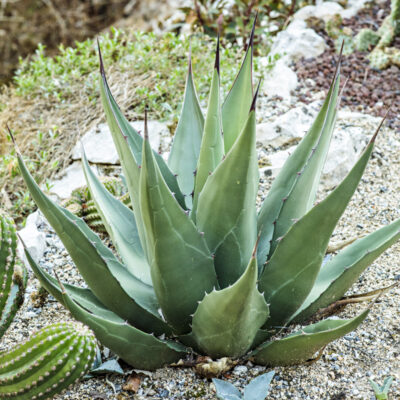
[6,125,21,155]
[248,13,258,52]
[144,108,149,141]
[97,38,105,76]
[214,33,220,74]
[250,79,261,112]
[371,107,390,143]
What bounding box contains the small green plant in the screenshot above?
[0,213,27,340]
[15,23,400,371]
[213,371,275,400]
[354,0,400,69]
[369,376,394,400]
[0,322,97,400]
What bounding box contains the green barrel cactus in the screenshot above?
[0,213,27,340]
[62,177,131,233]
[14,24,400,370]
[354,0,400,69]
[0,322,97,399]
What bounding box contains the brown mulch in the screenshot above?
[293,0,400,132]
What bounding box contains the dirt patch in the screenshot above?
[293,0,400,131]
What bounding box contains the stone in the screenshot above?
[257,104,317,148]
[294,2,343,23]
[270,19,327,63]
[17,211,46,268]
[262,59,298,99]
[72,120,169,164]
[260,107,376,188]
[49,161,99,199]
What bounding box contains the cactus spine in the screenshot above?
[0,322,97,400]
[0,214,27,340]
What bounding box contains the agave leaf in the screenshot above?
[196,101,258,288]
[192,40,224,220]
[251,309,369,366]
[269,73,340,255]
[212,379,242,400]
[60,285,187,371]
[291,217,400,322]
[222,19,254,152]
[243,371,275,400]
[18,155,170,335]
[191,255,269,358]
[98,44,185,217]
[257,69,340,267]
[259,135,376,328]
[140,129,218,334]
[168,52,204,208]
[81,148,151,285]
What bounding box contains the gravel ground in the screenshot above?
[294,0,400,132]
[1,86,400,399]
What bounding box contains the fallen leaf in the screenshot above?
[122,373,141,393]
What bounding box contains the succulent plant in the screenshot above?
[0,321,97,399]
[0,212,27,340]
[14,24,400,371]
[368,376,394,400]
[213,371,275,400]
[62,176,130,233]
[354,0,400,69]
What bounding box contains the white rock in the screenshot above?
[295,2,343,22]
[270,19,327,63]
[72,123,119,164]
[260,108,375,188]
[257,105,317,148]
[49,162,99,199]
[72,120,168,164]
[262,146,296,178]
[262,59,298,99]
[17,211,46,268]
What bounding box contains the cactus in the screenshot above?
[14,21,400,371]
[0,321,97,399]
[62,177,131,233]
[0,213,27,340]
[354,0,400,69]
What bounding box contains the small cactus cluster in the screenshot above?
[0,322,97,400]
[354,0,400,69]
[0,213,27,340]
[62,176,130,232]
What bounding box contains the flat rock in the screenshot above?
[262,59,298,100]
[72,120,168,164]
[270,19,327,63]
[17,211,46,268]
[257,104,316,147]
[49,161,99,199]
[260,107,378,187]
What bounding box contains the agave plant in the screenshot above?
[14,24,400,371]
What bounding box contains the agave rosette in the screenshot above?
[17,26,400,370]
